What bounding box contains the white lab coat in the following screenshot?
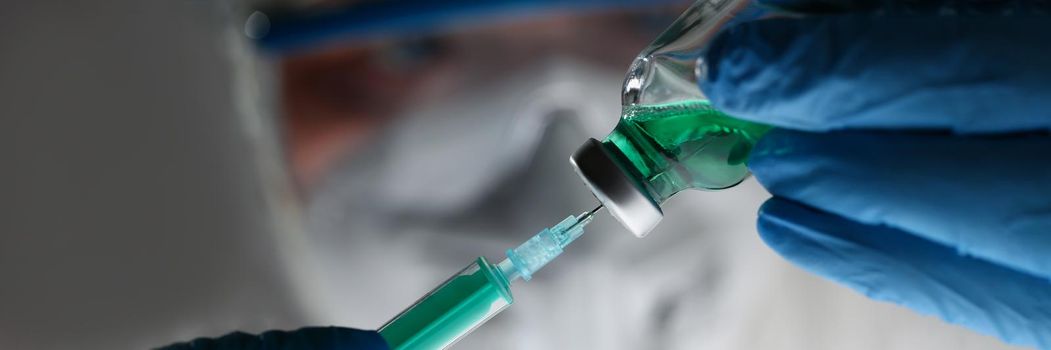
[0,1,1025,349]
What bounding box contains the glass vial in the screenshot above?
[572,0,773,237]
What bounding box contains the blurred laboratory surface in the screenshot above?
[0,1,1027,349]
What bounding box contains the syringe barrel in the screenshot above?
[378,257,512,350]
[378,213,596,348]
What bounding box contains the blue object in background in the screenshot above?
[702,0,1051,348]
[255,0,687,55]
[160,327,388,350]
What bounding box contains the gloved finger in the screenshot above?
[758,197,1051,348]
[160,327,388,350]
[748,128,1051,280]
[700,10,1051,133]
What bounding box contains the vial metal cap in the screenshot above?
[570,138,663,237]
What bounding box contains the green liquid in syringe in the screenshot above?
[603,100,771,202]
[379,257,512,350]
[378,211,597,350]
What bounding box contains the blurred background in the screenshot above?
[0,0,1025,349]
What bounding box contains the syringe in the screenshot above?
[378,206,603,350]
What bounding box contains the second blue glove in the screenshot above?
[700,1,1051,348]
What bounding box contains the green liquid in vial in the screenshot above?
[379,257,512,350]
[604,100,771,202]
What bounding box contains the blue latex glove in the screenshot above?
[160,327,388,350]
[700,0,1051,348]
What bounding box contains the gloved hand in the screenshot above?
[700,0,1051,348]
[159,327,387,350]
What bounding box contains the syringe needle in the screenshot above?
[568,204,604,231]
[499,205,602,283]
[584,204,604,218]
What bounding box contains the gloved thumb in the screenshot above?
[159,327,388,350]
[758,198,1051,349]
